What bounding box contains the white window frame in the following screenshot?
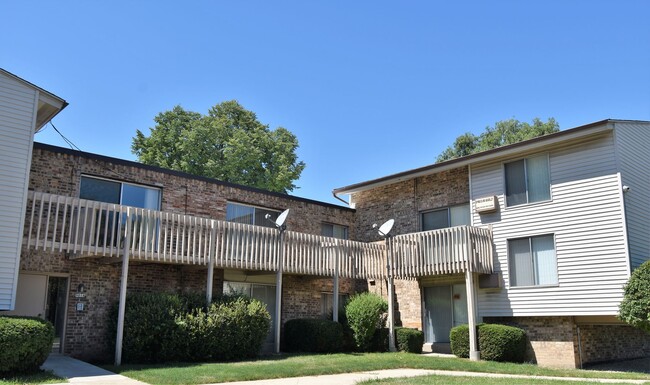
[321,292,349,318]
[321,222,349,239]
[79,175,161,210]
[420,203,471,231]
[507,233,558,288]
[503,153,552,208]
[225,201,281,228]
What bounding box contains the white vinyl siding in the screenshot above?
[614,122,650,270]
[0,73,38,310]
[471,133,629,316]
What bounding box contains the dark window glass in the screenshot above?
[80,177,120,204]
[421,209,449,231]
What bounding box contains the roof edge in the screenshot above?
[33,142,355,212]
[0,68,68,108]
[333,119,627,196]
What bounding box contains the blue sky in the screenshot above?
[3,1,649,205]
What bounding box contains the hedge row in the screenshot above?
[450,323,526,362]
[109,292,270,363]
[284,319,344,352]
[395,327,424,353]
[0,316,54,373]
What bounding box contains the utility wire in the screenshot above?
[50,121,82,152]
[48,120,125,180]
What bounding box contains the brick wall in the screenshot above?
[282,275,364,323]
[578,324,650,364]
[353,167,470,330]
[21,144,366,361]
[485,316,579,368]
[29,144,356,238]
[350,167,469,242]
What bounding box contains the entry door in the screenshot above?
[5,274,48,318]
[423,284,467,343]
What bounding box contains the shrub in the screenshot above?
[284,319,343,353]
[0,316,54,373]
[620,260,650,332]
[450,323,526,362]
[108,292,187,363]
[450,324,471,358]
[370,327,389,352]
[110,292,271,363]
[479,324,526,362]
[395,327,424,353]
[345,292,387,352]
[178,296,271,361]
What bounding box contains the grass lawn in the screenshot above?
[0,370,64,385]
[105,353,650,385]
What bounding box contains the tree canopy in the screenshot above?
[619,260,650,333]
[132,101,305,193]
[436,118,559,163]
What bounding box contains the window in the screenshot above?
[321,223,348,239]
[508,234,557,287]
[421,204,471,231]
[321,293,349,318]
[505,154,550,207]
[226,202,280,228]
[80,176,161,210]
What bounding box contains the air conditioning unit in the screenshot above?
[478,273,502,289]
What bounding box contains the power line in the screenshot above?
[50,121,82,152]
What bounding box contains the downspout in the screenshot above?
[332,191,350,206]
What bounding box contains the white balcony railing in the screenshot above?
[24,191,492,280]
[390,226,493,278]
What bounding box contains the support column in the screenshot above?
[274,232,284,354]
[206,221,217,305]
[387,238,396,352]
[333,240,340,322]
[465,269,480,361]
[115,208,132,366]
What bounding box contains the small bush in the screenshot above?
[0,316,54,373]
[479,324,526,362]
[370,327,389,352]
[450,324,471,358]
[450,323,526,362]
[395,327,424,353]
[108,292,187,363]
[620,260,650,332]
[284,319,343,353]
[345,292,388,352]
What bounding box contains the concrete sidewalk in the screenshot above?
[39,353,649,385]
[41,354,148,385]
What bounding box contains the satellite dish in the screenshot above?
[377,219,395,237]
[275,209,290,228]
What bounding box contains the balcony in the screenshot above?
[24,191,493,279]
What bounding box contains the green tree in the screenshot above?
[619,261,650,333]
[132,101,306,193]
[436,118,559,162]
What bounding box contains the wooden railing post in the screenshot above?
[333,239,340,323]
[206,220,217,305]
